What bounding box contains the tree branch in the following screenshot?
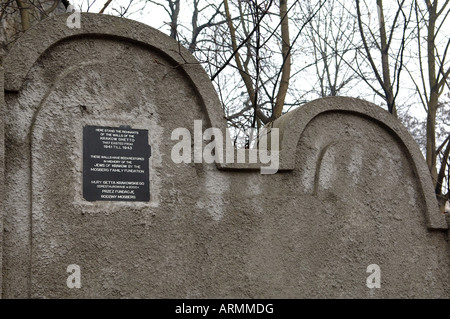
[99,0,113,13]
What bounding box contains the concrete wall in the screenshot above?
[0,67,4,298]
[1,13,449,298]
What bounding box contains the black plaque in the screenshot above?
[83,125,151,201]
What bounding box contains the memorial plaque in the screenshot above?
[83,125,151,201]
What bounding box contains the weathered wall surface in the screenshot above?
[1,13,449,298]
[0,67,4,298]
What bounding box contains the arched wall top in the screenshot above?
[3,14,445,230]
[269,96,447,230]
[3,12,227,132]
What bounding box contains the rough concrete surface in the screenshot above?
[1,13,449,298]
[0,67,4,298]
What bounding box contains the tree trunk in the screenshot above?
[16,0,31,32]
[273,0,291,119]
[377,0,397,116]
[435,136,450,196]
[223,0,256,110]
[426,0,438,185]
[169,0,181,39]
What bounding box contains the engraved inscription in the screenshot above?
[83,125,151,201]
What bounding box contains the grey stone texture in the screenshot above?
[1,13,449,298]
[0,67,4,298]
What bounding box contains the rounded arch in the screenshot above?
[3,12,227,133]
[270,96,447,230]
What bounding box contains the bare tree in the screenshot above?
[302,0,359,98]
[219,0,273,127]
[410,0,450,197]
[211,0,325,136]
[144,0,179,38]
[435,97,450,209]
[0,0,67,59]
[273,0,290,119]
[354,0,413,117]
